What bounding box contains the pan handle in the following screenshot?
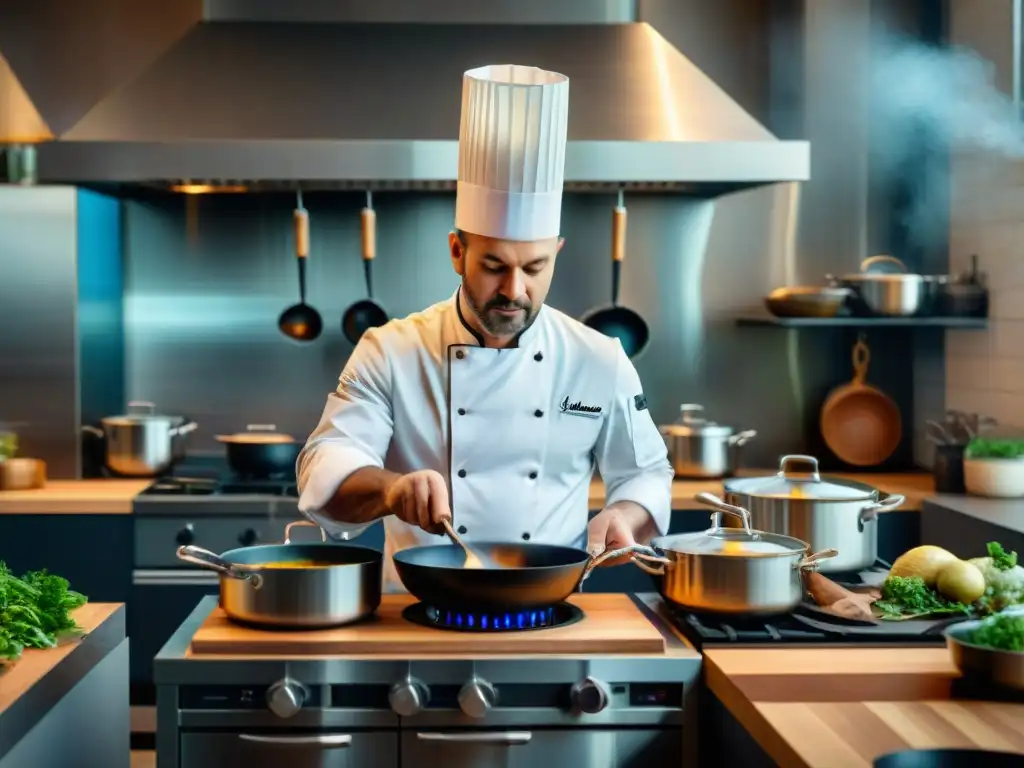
[610,189,627,306]
[362,191,377,297]
[283,520,328,544]
[577,544,669,589]
[176,545,263,589]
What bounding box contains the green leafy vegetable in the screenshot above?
[0,562,88,662]
[970,612,1024,652]
[965,438,1024,460]
[988,541,1018,571]
[872,575,969,619]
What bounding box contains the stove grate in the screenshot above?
[402,601,584,632]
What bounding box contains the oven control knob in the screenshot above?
[458,677,497,719]
[266,678,308,719]
[175,524,195,546]
[389,676,430,716]
[571,676,611,714]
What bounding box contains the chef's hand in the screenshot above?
[384,469,451,535]
[586,506,638,567]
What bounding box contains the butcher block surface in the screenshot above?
[190,593,666,656]
[704,647,1024,767]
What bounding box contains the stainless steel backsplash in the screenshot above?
[122,188,861,469]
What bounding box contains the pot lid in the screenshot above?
[215,424,296,444]
[103,401,182,425]
[726,454,874,501]
[659,403,733,438]
[656,527,805,556]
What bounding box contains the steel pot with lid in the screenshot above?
[82,401,197,477]
[721,454,905,574]
[629,492,838,615]
[216,424,303,480]
[659,404,756,478]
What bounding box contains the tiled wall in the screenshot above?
[946,0,1024,433]
[947,154,1024,431]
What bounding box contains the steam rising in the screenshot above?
[869,30,1024,254]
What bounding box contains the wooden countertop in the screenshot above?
[0,603,123,717]
[704,646,1024,766]
[0,480,151,514]
[590,471,933,511]
[0,471,932,515]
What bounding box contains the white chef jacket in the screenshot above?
[296,289,672,593]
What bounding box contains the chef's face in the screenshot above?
[449,230,564,341]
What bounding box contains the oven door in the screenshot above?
[403,728,681,767]
[180,730,398,768]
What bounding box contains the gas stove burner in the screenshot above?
[218,481,298,497]
[402,602,584,632]
[144,477,218,496]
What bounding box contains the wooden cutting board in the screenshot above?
[190,593,665,656]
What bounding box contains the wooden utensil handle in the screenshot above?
[361,207,376,261]
[294,208,309,259]
[611,206,627,263]
[852,339,870,383]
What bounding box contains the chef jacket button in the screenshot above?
[455,350,465,360]
[529,471,538,480]
[457,469,467,478]
[534,409,544,418]
[522,533,531,541]
[534,352,543,361]
[458,525,467,535]
[457,407,466,416]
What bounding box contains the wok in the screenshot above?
[393,540,664,610]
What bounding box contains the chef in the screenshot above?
[296,64,673,592]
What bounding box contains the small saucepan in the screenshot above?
[177,520,383,627]
[630,492,839,616]
[215,424,303,480]
[394,541,667,611]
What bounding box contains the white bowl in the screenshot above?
[964,457,1024,498]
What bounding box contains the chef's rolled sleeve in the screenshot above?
[296,330,394,539]
[594,345,674,536]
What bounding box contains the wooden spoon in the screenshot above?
[442,519,486,569]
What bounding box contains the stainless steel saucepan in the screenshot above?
[177,521,383,628]
[82,401,197,477]
[659,403,756,478]
[629,493,838,615]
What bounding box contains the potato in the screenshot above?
[936,559,986,604]
[889,546,960,588]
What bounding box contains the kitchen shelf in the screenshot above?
[735,316,989,329]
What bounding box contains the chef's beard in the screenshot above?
[462,282,536,337]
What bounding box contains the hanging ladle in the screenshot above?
[278,190,324,342]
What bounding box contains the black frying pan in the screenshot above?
[393,541,659,611]
[581,190,650,358]
[342,191,389,343]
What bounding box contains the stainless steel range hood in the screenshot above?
[37,21,809,194]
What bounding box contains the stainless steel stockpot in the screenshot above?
[722,454,905,574]
[659,404,756,479]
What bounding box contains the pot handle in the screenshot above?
[170,421,199,437]
[858,494,906,525]
[795,548,839,572]
[284,519,328,544]
[578,544,669,589]
[127,401,156,414]
[176,545,263,589]
[728,429,757,447]
[694,492,754,534]
[777,454,821,482]
[630,556,670,577]
[247,424,279,432]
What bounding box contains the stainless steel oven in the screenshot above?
[403,728,681,765]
